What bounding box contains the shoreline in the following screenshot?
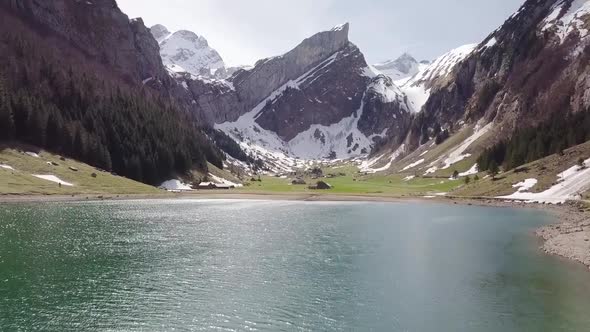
[1,191,588,270]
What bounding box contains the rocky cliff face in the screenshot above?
[212,24,413,161]
[397,44,477,113]
[412,0,590,149]
[4,0,169,84]
[254,43,369,141]
[232,23,352,112]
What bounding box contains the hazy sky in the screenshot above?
[118,0,523,67]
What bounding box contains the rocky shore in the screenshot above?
[536,201,590,270]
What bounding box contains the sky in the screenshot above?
[118,0,524,67]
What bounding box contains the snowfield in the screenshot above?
[401,159,425,172]
[160,179,192,191]
[498,159,590,203]
[512,178,538,192]
[541,0,590,43]
[404,175,416,181]
[441,122,493,169]
[359,144,406,173]
[459,164,479,177]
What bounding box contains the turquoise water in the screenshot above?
[0,199,589,331]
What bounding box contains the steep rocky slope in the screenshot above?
[209,24,413,165]
[397,44,477,113]
[3,0,170,85]
[367,0,590,175]
[414,0,590,149]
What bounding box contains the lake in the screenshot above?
[0,199,589,331]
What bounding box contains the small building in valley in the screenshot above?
[309,181,332,190]
[197,182,234,190]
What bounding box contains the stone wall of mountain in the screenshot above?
[4,0,171,85]
[254,42,369,141]
[409,0,590,151]
[203,23,415,160]
[232,24,351,113]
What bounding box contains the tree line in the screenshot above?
[0,28,224,185]
[478,109,590,172]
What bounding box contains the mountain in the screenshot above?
[374,53,425,82]
[150,24,225,77]
[367,0,590,176]
[397,44,477,113]
[0,0,224,185]
[414,0,590,145]
[203,23,413,168]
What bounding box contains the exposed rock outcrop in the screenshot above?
[3,0,169,84]
[212,23,414,161]
[410,0,590,151]
[232,23,352,113]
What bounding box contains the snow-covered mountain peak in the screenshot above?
[374,53,422,81]
[150,24,225,77]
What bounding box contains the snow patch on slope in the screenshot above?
[441,122,493,169]
[289,94,373,159]
[512,178,539,192]
[542,0,590,42]
[360,144,406,173]
[499,159,590,203]
[160,179,192,191]
[33,175,74,186]
[401,159,425,172]
[459,164,479,177]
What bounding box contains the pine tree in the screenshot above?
[0,76,15,140]
[488,161,499,180]
[0,101,15,140]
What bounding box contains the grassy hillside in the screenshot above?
[454,141,590,197]
[0,147,161,195]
